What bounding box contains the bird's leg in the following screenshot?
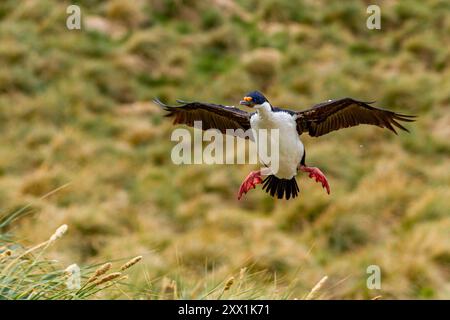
[237,170,263,200]
[299,165,330,194]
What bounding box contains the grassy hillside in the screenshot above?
[0,0,449,299]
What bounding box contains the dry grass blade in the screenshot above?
[160,277,178,299]
[305,276,328,300]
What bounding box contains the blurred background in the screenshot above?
[0,0,449,299]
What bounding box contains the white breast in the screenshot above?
[250,109,304,179]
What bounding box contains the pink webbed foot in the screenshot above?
[300,166,330,194]
[237,170,263,200]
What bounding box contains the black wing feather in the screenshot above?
[154,99,252,134]
[296,98,416,137]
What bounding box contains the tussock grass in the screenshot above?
[0,0,448,299]
[0,206,141,300]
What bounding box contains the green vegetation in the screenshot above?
[0,204,142,299]
[0,0,449,299]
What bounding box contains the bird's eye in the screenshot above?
[243,96,253,102]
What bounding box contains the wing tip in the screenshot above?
[153,98,176,114]
[153,98,195,107]
[153,97,165,106]
[394,114,417,122]
[392,112,417,134]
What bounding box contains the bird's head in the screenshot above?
[240,91,268,109]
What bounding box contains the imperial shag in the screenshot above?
[154,91,415,200]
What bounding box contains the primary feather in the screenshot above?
[295,98,416,137]
[153,98,252,134]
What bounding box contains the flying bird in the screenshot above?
[154,91,415,200]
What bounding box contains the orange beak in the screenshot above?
[240,96,254,107]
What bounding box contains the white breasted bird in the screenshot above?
[155,91,415,200]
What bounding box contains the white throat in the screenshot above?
[254,101,273,118]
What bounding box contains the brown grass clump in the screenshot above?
[242,48,281,90]
[106,0,147,28]
[1,0,448,300]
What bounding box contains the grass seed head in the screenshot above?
[94,272,122,286]
[224,276,235,291]
[95,262,112,276]
[64,263,80,275]
[120,255,142,271]
[87,262,112,283]
[49,224,68,243]
[239,267,247,281]
[0,249,12,259]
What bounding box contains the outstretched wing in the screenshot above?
[296,98,416,137]
[154,99,252,135]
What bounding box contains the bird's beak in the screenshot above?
[240,96,254,107]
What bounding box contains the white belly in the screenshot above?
[250,111,304,179]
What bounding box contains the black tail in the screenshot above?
[262,175,299,200]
